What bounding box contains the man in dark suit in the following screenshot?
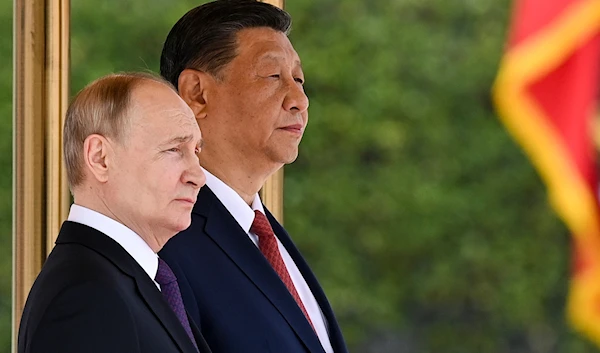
[18,73,211,353]
[159,1,348,352]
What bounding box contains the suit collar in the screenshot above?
[202,168,263,234]
[193,186,325,353]
[57,221,202,353]
[66,204,159,286]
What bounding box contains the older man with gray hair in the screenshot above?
[18,72,211,353]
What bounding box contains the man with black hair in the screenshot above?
[159,1,348,352]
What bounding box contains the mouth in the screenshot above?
[175,198,196,205]
[279,124,304,135]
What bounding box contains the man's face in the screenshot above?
[108,81,204,243]
[204,27,309,169]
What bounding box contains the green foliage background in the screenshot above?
[1,0,598,352]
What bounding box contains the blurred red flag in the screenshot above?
[493,0,600,345]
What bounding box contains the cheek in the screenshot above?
[159,164,188,191]
[219,86,282,139]
[241,83,278,111]
[136,165,174,197]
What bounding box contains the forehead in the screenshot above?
[233,27,301,67]
[129,82,198,137]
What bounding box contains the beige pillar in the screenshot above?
[12,0,70,350]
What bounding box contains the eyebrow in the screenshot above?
[258,52,302,69]
[160,134,203,148]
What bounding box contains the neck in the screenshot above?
[199,148,281,205]
[73,187,164,253]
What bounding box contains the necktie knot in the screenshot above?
[251,210,273,239]
[156,258,177,287]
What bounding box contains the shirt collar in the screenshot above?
[67,204,159,284]
[203,167,265,233]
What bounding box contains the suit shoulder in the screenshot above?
[20,243,136,334]
[39,243,127,288]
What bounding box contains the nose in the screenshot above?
[283,79,309,113]
[183,155,205,190]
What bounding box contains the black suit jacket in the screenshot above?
[18,221,211,353]
[159,185,348,353]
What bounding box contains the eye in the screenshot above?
[269,74,280,79]
[194,146,201,154]
[167,147,181,153]
[295,77,304,85]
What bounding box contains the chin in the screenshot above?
[178,221,192,232]
[283,156,298,164]
[169,218,192,233]
[272,146,299,165]
[284,151,300,164]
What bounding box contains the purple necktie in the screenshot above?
[156,258,198,350]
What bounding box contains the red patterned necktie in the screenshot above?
[251,210,315,331]
[156,258,198,350]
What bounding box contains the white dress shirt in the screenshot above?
[203,168,334,353]
[67,204,160,289]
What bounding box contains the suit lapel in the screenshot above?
[57,221,201,353]
[194,187,324,353]
[135,271,201,353]
[266,211,349,353]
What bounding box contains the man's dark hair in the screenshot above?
[160,0,292,88]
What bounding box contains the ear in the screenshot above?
[178,69,213,120]
[82,134,111,183]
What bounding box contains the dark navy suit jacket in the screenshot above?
[159,185,348,353]
[18,221,211,353]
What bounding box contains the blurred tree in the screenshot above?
[2,0,598,352]
[285,0,598,351]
